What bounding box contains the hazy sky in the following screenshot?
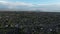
[0,0,60,11]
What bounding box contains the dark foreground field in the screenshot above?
[0,11,60,34]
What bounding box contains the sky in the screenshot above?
[0,0,60,11]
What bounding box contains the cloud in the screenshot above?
[0,0,35,10]
[35,3,60,11]
[0,1,34,7]
[0,0,60,11]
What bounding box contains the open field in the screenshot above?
[0,11,60,34]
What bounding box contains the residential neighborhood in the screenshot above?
[0,11,60,34]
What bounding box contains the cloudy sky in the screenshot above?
[0,0,60,11]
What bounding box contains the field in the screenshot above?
[0,11,60,34]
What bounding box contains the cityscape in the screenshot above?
[0,11,59,34]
